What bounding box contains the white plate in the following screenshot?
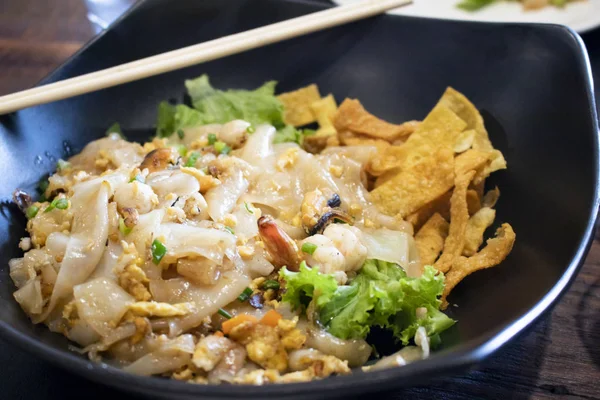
[334,0,600,33]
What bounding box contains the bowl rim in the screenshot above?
[0,0,598,397]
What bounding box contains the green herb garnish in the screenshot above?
[151,239,167,265]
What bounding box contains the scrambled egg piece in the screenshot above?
[130,317,151,345]
[192,335,232,371]
[118,263,151,301]
[128,301,195,317]
[228,317,306,373]
[276,148,299,171]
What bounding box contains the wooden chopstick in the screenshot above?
[0,0,411,115]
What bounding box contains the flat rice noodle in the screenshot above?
[240,124,275,164]
[205,168,249,222]
[157,223,237,265]
[69,136,144,173]
[73,277,135,337]
[370,104,466,175]
[147,170,200,199]
[334,98,417,142]
[123,334,195,376]
[434,170,476,274]
[361,228,410,270]
[414,213,449,266]
[13,278,43,315]
[462,207,496,256]
[149,268,251,336]
[370,147,455,218]
[129,209,164,259]
[304,328,371,368]
[442,223,516,307]
[89,241,123,280]
[34,181,110,323]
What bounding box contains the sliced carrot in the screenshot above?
[214,331,224,337]
[221,314,258,334]
[260,309,282,327]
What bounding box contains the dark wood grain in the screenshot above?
[0,1,599,399]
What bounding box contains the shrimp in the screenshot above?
[300,224,367,284]
[257,215,300,271]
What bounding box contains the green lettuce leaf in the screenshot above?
[155,102,208,137]
[279,261,338,311]
[280,259,455,345]
[156,75,307,143]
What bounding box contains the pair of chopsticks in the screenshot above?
[0,0,411,115]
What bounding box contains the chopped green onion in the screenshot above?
[214,141,231,155]
[218,308,232,319]
[244,202,254,214]
[105,122,123,137]
[129,174,145,183]
[246,125,255,134]
[185,151,200,167]
[224,226,235,235]
[38,178,49,195]
[177,129,185,139]
[119,218,132,235]
[56,159,71,172]
[54,198,69,210]
[301,242,318,255]
[237,287,253,302]
[44,197,69,213]
[208,133,217,145]
[151,239,167,265]
[261,280,280,291]
[26,205,39,219]
[176,145,187,157]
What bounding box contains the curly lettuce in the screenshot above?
[156,74,307,143]
[280,260,455,345]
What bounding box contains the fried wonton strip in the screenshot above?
[474,149,508,184]
[454,129,476,153]
[462,207,496,256]
[415,213,449,266]
[339,131,391,154]
[311,94,338,136]
[442,223,516,307]
[437,87,507,180]
[370,147,455,218]
[333,98,418,142]
[278,84,321,127]
[370,104,467,175]
[455,149,490,177]
[406,191,452,231]
[466,189,481,216]
[434,170,476,273]
[437,87,490,151]
[303,94,339,153]
[482,187,500,208]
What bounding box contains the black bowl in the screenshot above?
[0,0,598,399]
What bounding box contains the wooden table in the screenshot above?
[1,0,599,398]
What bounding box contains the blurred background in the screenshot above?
[0,0,135,96]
